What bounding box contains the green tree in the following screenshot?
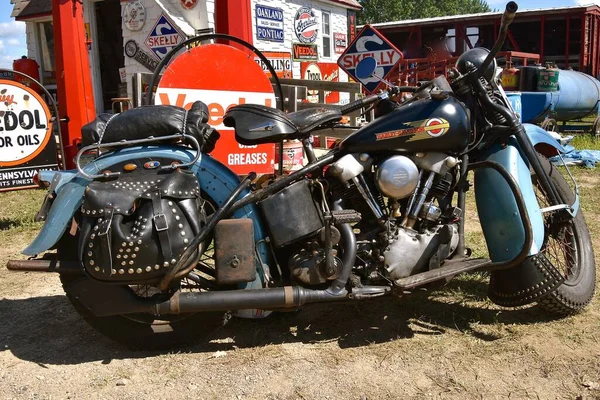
[358,0,491,24]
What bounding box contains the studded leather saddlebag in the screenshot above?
[78,169,205,283]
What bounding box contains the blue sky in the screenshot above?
[0,0,599,69]
[0,1,26,69]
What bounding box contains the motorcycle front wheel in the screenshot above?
[534,154,596,314]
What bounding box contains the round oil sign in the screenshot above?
[0,80,52,167]
[155,43,276,175]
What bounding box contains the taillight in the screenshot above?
[32,171,49,189]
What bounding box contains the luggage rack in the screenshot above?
[75,133,202,180]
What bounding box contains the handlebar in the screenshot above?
[339,93,385,115]
[339,85,424,115]
[478,1,518,76]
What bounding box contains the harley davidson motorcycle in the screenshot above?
[8,2,595,349]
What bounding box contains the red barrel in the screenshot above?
[13,56,41,92]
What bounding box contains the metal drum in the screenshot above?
[537,64,560,92]
[519,65,544,92]
[553,70,600,120]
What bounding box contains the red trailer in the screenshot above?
[371,4,600,79]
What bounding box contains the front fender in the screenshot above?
[24,146,269,274]
[523,123,565,156]
[474,137,545,262]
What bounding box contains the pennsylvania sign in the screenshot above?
[145,13,185,60]
[255,4,284,42]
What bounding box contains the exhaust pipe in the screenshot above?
[155,287,345,315]
[62,275,390,317]
[7,259,81,274]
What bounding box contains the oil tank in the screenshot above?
[552,70,600,120]
[516,70,600,123]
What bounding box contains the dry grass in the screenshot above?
[0,167,599,399]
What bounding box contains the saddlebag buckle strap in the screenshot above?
[98,208,114,236]
[151,189,173,262]
[153,214,169,232]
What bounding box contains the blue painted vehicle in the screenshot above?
[7,2,596,349]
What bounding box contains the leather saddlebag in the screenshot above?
[78,169,206,283]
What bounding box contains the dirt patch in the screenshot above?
[1,172,600,399]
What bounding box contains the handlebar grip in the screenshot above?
[501,2,518,27]
[339,94,379,115]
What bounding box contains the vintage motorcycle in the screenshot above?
[8,2,595,349]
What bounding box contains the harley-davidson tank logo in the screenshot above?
[375,118,450,141]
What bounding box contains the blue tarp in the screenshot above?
[550,146,600,168]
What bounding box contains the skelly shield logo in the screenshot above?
[294,7,318,44]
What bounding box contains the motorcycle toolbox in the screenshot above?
[258,179,324,247]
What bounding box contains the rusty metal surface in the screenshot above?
[169,291,181,314]
[214,219,256,285]
[7,258,82,274]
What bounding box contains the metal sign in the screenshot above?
[292,43,318,61]
[0,79,58,190]
[334,33,347,54]
[300,62,340,103]
[125,40,159,72]
[180,0,198,10]
[337,25,403,94]
[155,44,276,175]
[123,0,146,32]
[347,10,357,43]
[254,52,292,78]
[294,7,318,44]
[145,13,185,60]
[255,4,284,42]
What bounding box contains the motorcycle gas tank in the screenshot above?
[339,96,470,154]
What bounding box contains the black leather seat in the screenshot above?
[223,104,342,145]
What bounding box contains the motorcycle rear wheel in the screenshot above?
[61,275,227,350]
[534,154,596,314]
[58,201,228,350]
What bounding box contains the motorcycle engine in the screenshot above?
[328,151,462,282]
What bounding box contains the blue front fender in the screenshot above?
[523,123,565,156]
[474,125,564,262]
[24,146,270,286]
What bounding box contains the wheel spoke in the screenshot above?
[532,173,580,281]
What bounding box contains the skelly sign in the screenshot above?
[0,80,58,190]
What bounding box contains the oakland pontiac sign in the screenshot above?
[255,5,284,42]
[0,79,58,190]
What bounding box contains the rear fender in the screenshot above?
[24,146,270,291]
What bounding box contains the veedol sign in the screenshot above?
[0,79,58,190]
[337,25,403,94]
[155,44,276,175]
